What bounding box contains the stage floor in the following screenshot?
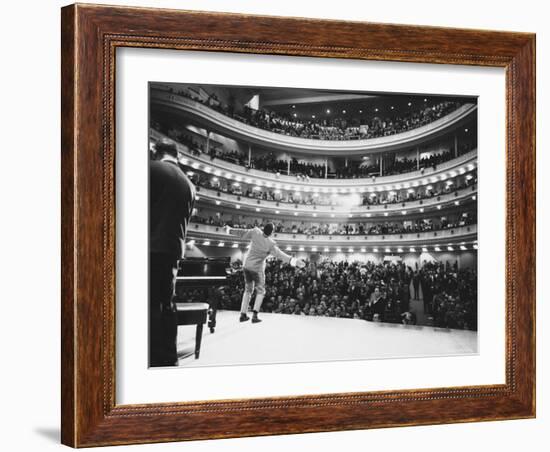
[176,311,478,367]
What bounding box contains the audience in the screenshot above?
[190,214,476,236]
[153,121,474,180]
[151,86,475,179]
[182,166,477,208]
[157,86,478,333]
[175,259,477,330]
[161,85,464,141]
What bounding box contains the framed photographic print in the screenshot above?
[61,3,536,447]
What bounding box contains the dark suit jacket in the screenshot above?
[150,159,196,259]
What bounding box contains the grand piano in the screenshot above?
[174,257,231,359]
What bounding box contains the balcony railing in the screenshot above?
[151,128,477,190]
[194,183,477,217]
[151,88,477,155]
[187,223,477,247]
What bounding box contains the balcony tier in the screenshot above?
[187,223,477,249]
[194,184,477,219]
[152,128,477,190]
[151,88,477,156]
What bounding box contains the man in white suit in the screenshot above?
[225,222,306,323]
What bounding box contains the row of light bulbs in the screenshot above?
[182,157,476,194]
[188,240,478,253]
[204,196,476,215]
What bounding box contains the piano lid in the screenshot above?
[177,257,230,280]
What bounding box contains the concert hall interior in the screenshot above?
[149,82,479,367]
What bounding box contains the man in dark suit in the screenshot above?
[149,141,195,367]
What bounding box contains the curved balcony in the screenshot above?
[151,88,477,156]
[194,183,477,218]
[187,223,477,249]
[152,128,477,190]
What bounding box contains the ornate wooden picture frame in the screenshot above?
[61,3,535,447]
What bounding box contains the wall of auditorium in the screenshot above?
[199,85,250,112]
[209,130,249,154]
[419,250,477,269]
[183,126,251,156]
[402,251,471,268]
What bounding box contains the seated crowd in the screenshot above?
[153,120,474,180]
[176,259,477,330]
[183,166,476,208]
[163,85,464,141]
[190,213,476,236]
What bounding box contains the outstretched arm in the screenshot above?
[271,245,306,268]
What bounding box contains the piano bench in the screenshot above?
[175,302,209,359]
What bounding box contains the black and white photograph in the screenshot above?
[2,0,544,450]
[148,82,478,368]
